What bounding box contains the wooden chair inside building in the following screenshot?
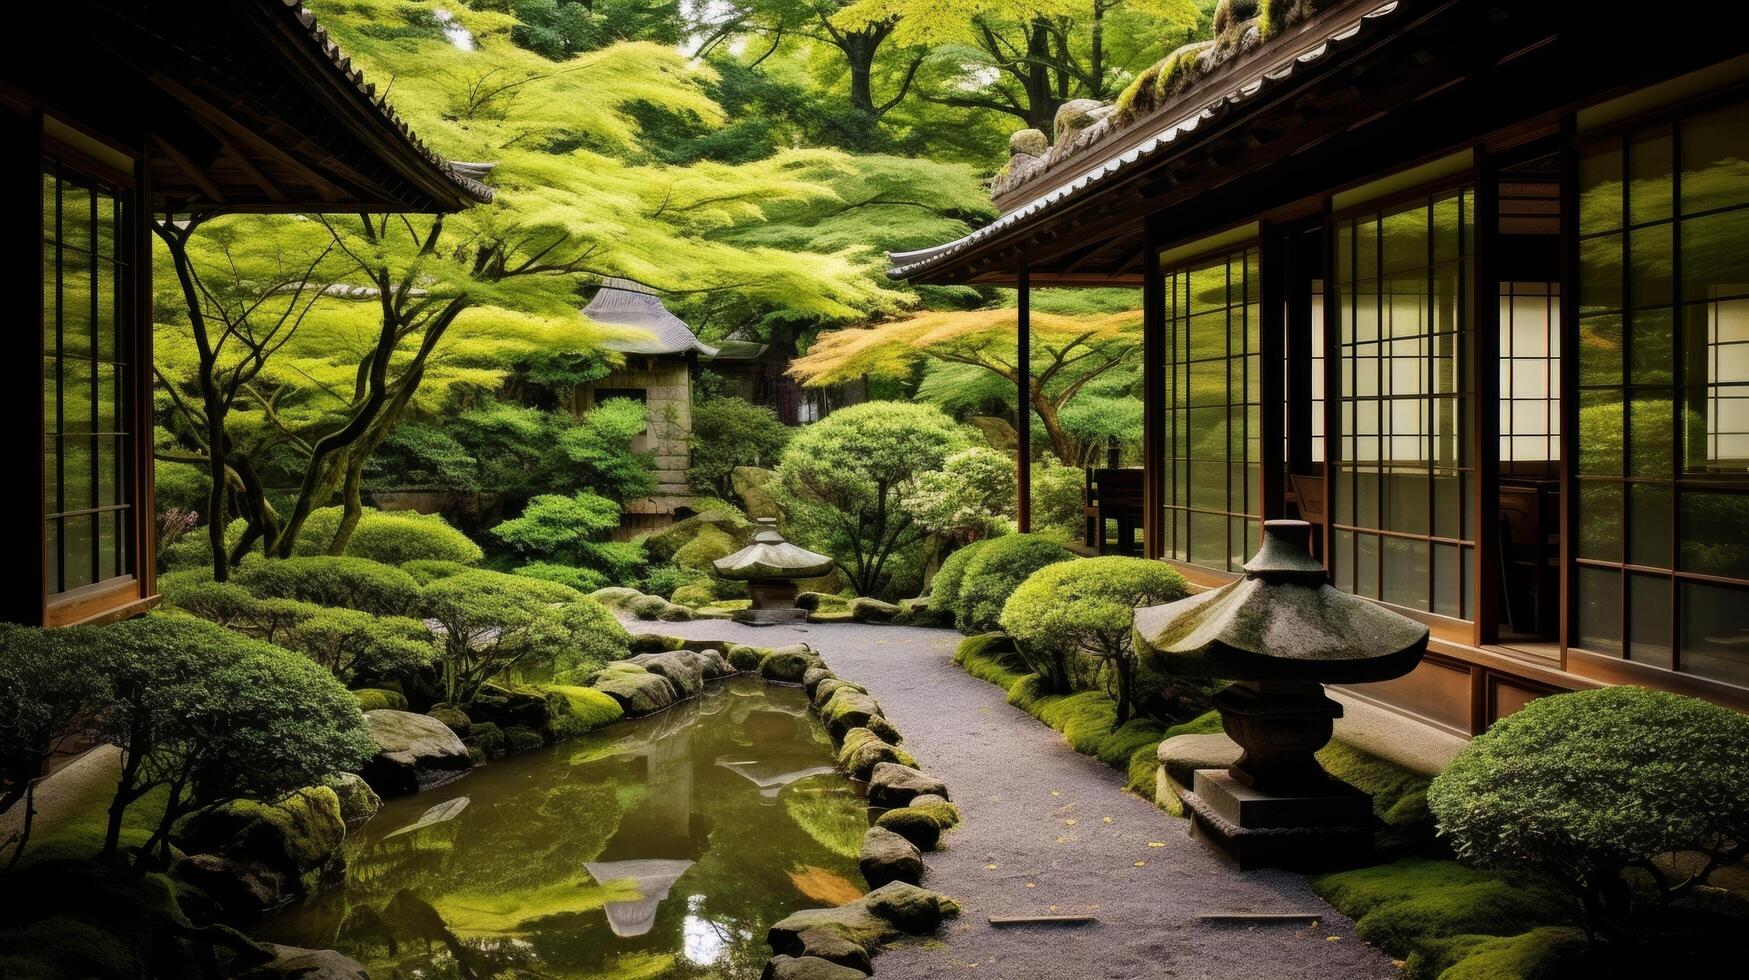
[1084,468,1144,555]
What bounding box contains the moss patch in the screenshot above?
[352,687,408,711]
[540,684,626,739]
[1315,739,1432,829]
[1312,858,1574,978]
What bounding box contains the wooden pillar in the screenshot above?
[1016,256,1032,533]
[1556,119,1579,668]
[1142,224,1165,560]
[1473,154,1502,646]
[133,149,157,602]
[2,108,47,625]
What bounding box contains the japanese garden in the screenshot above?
[3,1,1748,978]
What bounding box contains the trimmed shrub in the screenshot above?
[552,598,633,681]
[233,555,421,617]
[490,491,620,565]
[154,460,209,513]
[955,534,1074,634]
[643,564,708,598]
[1428,686,1749,943]
[688,396,792,498]
[421,570,621,705]
[930,538,991,626]
[161,577,315,645]
[1001,557,1187,719]
[1028,462,1086,541]
[279,608,437,686]
[0,625,113,867]
[402,559,471,585]
[514,562,608,594]
[293,507,484,566]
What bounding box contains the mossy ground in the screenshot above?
[954,634,1210,802]
[1312,858,1577,980]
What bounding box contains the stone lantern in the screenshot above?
[1132,520,1428,869]
[714,519,835,624]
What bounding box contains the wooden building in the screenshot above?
[889,0,1749,733]
[3,0,490,627]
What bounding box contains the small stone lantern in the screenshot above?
[714,519,834,624]
[1132,520,1428,869]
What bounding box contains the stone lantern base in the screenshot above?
[732,581,808,624]
[1179,769,1373,871]
[1176,680,1374,870]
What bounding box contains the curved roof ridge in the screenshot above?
[582,279,718,357]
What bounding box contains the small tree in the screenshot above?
[1428,687,1749,945]
[421,570,585,705]
[0,626,112,870]
[94,616,373,867]
[902,447,1016,545]
[775,401,971,597]
[688,396,793,498]
[1000,557,1188,724]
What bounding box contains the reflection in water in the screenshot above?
[256,676,865,978]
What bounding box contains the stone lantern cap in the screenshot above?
[1132,521,1428,684]
[713,519,835,581]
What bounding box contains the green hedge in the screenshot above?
[233,556,422,617]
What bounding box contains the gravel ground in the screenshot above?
[638,618,1399,980]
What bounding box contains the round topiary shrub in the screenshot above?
[292,506,484,566]
[233,556,422,618]
[1428,686,1749,944]
[930,538,992,627]
[513,562,608,595]
[955,534,1075,634]
[1000,557,1188,719]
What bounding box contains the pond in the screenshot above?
[257,675,869,978]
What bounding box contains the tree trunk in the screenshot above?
[1024,21,1059,133]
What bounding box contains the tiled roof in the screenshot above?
[582,278,718,357]
[274,0,494,204]
[888,0,1403,281]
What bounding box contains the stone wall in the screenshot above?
[574,355,696,517]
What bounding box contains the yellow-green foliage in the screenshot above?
[352,688,408,712]
[1312,858,1575,980]
[785,788,867,859]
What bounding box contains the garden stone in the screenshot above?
[425,705,471,738]
[811,678,865,710]
[694,648,733,678]
[895,597,932,626]
[906,794,961,830]
[802,666,836,696]
[862,881,960,933]
[503,726,546,752]
[235,943,369,980]
[821,688,885,739]
[837,728,914,781]
[320,773,381,830]
[172,852,281,922]
[864,715,902,745]
[679,637,732,654]
[867,762,947,808]
[1156,732,1242,794]
[171,787,348,913]
[727,643,770,672]
[467,721,506,758]
[360,709,472,796]
[468,684,551,731]
[629,633,685,653]
[760,645,823,684]
[761,954,869,980]
[849,597,899,623]
[629,650,707,698]
[859,826,924,887]
[795,591,833,611]
[778,928,873,974]
[590,662,679,715]
[874,806,942,851]
[769,881,958,954]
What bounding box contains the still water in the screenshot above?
[257,676,869,978]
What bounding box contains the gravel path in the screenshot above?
[639,619,1398,980]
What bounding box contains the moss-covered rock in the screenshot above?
[236,944,369,979]
[837,728,917,780]
[321,772,382,831]
[644,508,755,563]
[468,683,553,731]
[894,597,934,627]
[849,597,900,623]
[761,645,824,684]
[873,806,942,851]
[801,666,836,695]
[540,684,626,739]
[425,705,472,738]
[731,466,785,521]
[669,581,718,607]
[361,708,473,796]
[863,714,903,745]
[727,643,770,672]
[811,677,865,711]
[171,787,348,907]
[0,863,234,977]
[629,633,686,653]
[761,953,868,980]
[859,826,924,888]
[503,726,546,753]
[351,688,407,712]
[629,649,708,698]
[820,687,885,739]
[590,661,680,715]
[767,881,959,956]
[906,794,961,831]
[467,721,506,758]
[867,763,947,809]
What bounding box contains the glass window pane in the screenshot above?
[1628,308,1673,385]
[1579,234,1623,314]
[1681,581,1749,686]
[1381,536,1429,611]
[45,517,60,594]
[62,436,94,512]
[93,190,116,260]
[1628,127,1674,226]
[1681,102,1749,216]
[1680,490,1749,579]
[62,357,93,434]
[1680,208,1749,303]
[97,258,119,362]
[1628,394,1674,478]
[1577,566,1623,656]
[1628,573,1674,669]
[1627,223,1673,309]
[1355,532,1379,600]
[60,249,91,358]
[42,246,57,355]
[1433,542,1461,618]
[1578,389,1624,475]
[61,513,93,591]
[1627,482,1673,569]
[1579,143,1623,233]
[96,509,117,584]
[60,179,90,253]
[96,436,120,509]
[1577,481,1622,562]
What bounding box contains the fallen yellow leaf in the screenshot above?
[1025,882,1036,889]
[1147,842,1166,848]
[985,863,999,870]
[1102,816,1113,824]
[1133,861,1147,867]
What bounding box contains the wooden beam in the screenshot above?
[149,135,225,205]
[149,72,342,202]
